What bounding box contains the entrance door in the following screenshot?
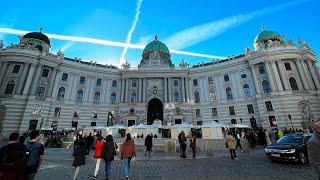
[29,120,38,130]
[128,120,135,127]
[147,98,163,125]
[175,119,182,124]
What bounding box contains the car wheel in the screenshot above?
[299,152,307,164]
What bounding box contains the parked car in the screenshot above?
[265,134,311,164]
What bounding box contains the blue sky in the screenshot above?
[0,0,319,67]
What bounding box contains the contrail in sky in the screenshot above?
[0,27,225,59]
[164,0,310,50]
[120,0,143,64]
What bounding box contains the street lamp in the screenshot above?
[288,114,294,131]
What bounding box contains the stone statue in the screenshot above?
[299,38,310,50]
[287,40,295,46]
[244,47,251,55]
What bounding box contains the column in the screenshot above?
[22,64,36,95]
[307,60,320,90]
[188,77,193,100]
[295,60,309,90]
[276,61,289,91]
[143,78,146,103]
[138,78,142,102]
[125,78,129,103]
[231,73,240,97]
[51,72,62,99]
[66,74,75,100]
[302,60,316,90]
[47,68,57,97]
[181,77,185,102]
[185,77,190,102]
[250,65,261,94]
[105,78,111,103]
[70,74,79,101]
[0,62,8,86]
[121,78,125,103]
[265,62,276,91]
[88,77,95,102]
[313,62,320,82]
[164,77,167,102]
[168,77,172,102]
[30,65,42,95]
[16,63,30,94]
[214,76,222,100]
[271,61,284,91]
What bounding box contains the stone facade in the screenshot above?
[0,30,319,136]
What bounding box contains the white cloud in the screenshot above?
[0,27,225,59]
[137,34,153,45]
[164,0,309,50]
[119,0,143,64]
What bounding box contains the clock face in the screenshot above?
[153,89,157,94]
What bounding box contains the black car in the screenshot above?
[265,134,311,164]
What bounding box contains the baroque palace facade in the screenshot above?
[0,29,319,136]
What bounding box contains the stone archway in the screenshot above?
[147,98,163,125]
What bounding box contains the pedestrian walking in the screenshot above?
[178,131,187,158]
[189,133,197,158]
[25,130,45,180]
[72,136,86,180]
[120,133,136,180]
[0,132,26,180]
[226,131,238,160]
[85,133,94,155]
[144,134,153,157]
[307,119,320,180]
[102,135,117,180]
[235,131,243,152]
[93,135,105,179]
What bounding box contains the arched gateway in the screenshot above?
[147,98,163,125]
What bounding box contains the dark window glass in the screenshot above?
[259,65,266,74]
[224,74,229,82]
[284,62,292,71]
[62,73,68,81]
[4,81,15,94]
[41,69,50,77]
[112,80,117,87]
[229,106,235,115]
[193,79,198,86]
[262,80,271,93]
[226,87,233,100]
[265,101,273,111]
[212,108,218,116]
[79,76,86,84]
[96,78,102,86]
[289,77,299,91]
[12,65,21,74]
[247,104,254,114]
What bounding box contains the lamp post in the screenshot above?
[288,114,294,131]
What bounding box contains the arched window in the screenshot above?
[57,87,65,100]
[76,90,84,103]
[4,81,15,95]
[209,90,216,102]
[130,109,135,114]
[110,93,116,104]
[93,91,101,103]
[36,84,46,98]
[262,80,271,93]
[224,74,230,82]
[194,91,200,103]
[243,84,251,97]
[226,87,233,100]
[174,91,180,102]
[289,77,299,91]
[130,92,137,102]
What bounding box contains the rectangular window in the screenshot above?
[96,78,102,86]
[247,104,254,114]
[284,62,292,71]
[240,70,247,79]
[224,74,229,82]
[54,107,61,118]
[62,73,68,81]
[41,69,50,77]
[79,76,86,84]
[195,109,201,117]
[174,79,179,87]
[12,65,21,74]
[132,80,137,87]
[208,77,213,84]
[258,65,266,74]
[193,79,198,86]
[229,106,235,115]
[211,108,218,116]
[32,105,42,115]
[112,80,117,87]
[265,101,274,111]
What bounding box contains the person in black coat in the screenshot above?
[72,137,86,180]
[102,135,116,179]
[144,134,153,157]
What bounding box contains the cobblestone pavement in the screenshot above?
[35,148,318,180]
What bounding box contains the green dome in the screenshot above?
[254,30,282,43]
[142,36,170,58]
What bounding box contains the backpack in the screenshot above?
[102,142,116,161]
[1,145,25,167]
[26,142,42,167]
